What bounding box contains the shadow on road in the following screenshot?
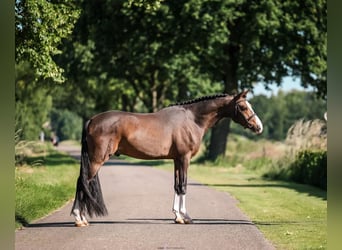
[103,158,168,167]
[26,218,256,228]
[126,218,254,225]
[25,222,75,228]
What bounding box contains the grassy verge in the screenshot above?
[157,164,327,250]
[15,145,79,229]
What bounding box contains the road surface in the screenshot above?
[15,143,274,250]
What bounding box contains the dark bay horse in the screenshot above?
[71,90,263,226]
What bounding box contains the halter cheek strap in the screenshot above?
[234,100,256,129]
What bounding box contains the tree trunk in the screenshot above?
[151,69,159,112]
[207,118,232,160]
[121,94,129,111]
[152,88,158,112]
[206,43,238,161]
[177,77,188,101]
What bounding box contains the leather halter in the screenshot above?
[234,100,256,129]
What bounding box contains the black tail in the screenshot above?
[71,120,108,217]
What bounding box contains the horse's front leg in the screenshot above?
[173,193,192,224]
[172,155,193,224]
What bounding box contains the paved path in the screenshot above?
[15,143,274,250]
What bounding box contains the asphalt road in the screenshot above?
[15,144,274,250]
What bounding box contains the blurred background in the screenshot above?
[15,0,326,182]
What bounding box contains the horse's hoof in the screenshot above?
[75,221,89,227]
[174,217,185,224]
[183,218,193,224]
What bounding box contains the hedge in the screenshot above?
[289,150,327,190]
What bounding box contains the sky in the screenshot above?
[251,77,314,97]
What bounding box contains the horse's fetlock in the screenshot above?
[174,186,186,195]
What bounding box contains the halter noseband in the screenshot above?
[234,100,256,129]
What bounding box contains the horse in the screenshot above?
[71,90,263,226]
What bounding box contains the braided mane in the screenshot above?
[169,93,228,107]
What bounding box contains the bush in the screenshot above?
[50,109,82,141]
[290,150,327,190]
[263,118,327,189]
[263,150,327,190]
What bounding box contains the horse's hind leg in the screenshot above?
[72,159,108,227]
[72,198,89,227]
[88,137,118,180]
[72,137,118,227]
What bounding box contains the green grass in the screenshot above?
[15,149,79,229]
[158,163,327,250]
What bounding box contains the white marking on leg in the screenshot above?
[172,193,184,224]
[73,208,82,222]
[81,212,89,226]
[180,194,186,215]
[180,194,192,224]
[72,199,88,227]
[72,200,82,221]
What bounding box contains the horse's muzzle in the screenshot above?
[254,125,263,134]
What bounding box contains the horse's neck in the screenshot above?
[191,96,234,131]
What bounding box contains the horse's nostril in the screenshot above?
[257,126,263,134]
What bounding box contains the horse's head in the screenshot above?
[231,90,263,134]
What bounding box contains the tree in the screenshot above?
[15,0,80,83]
[15,62,53,140]
[56,0,221,118]
[50,109,82,141]
[53,1,139,119]
[178,0,326,159]
[267,92,287,140]
[15,0,81,141]
[53,0,326,159]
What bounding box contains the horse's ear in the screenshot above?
[234,89,249,100]
[241,89,249,98]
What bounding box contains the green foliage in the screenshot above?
[55,0,326,118]
[125,0,164,12]
[263,150,327,190]
[266,93,286,140]
[180,0,326,96]
[15,63,53,140]
[15,139,49,167]
[289,150,327,190]
[50,109,82,141]
[177,0,326,159]
[15,0,80,83]
[15,0,326,161]
[262,116,327,190]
